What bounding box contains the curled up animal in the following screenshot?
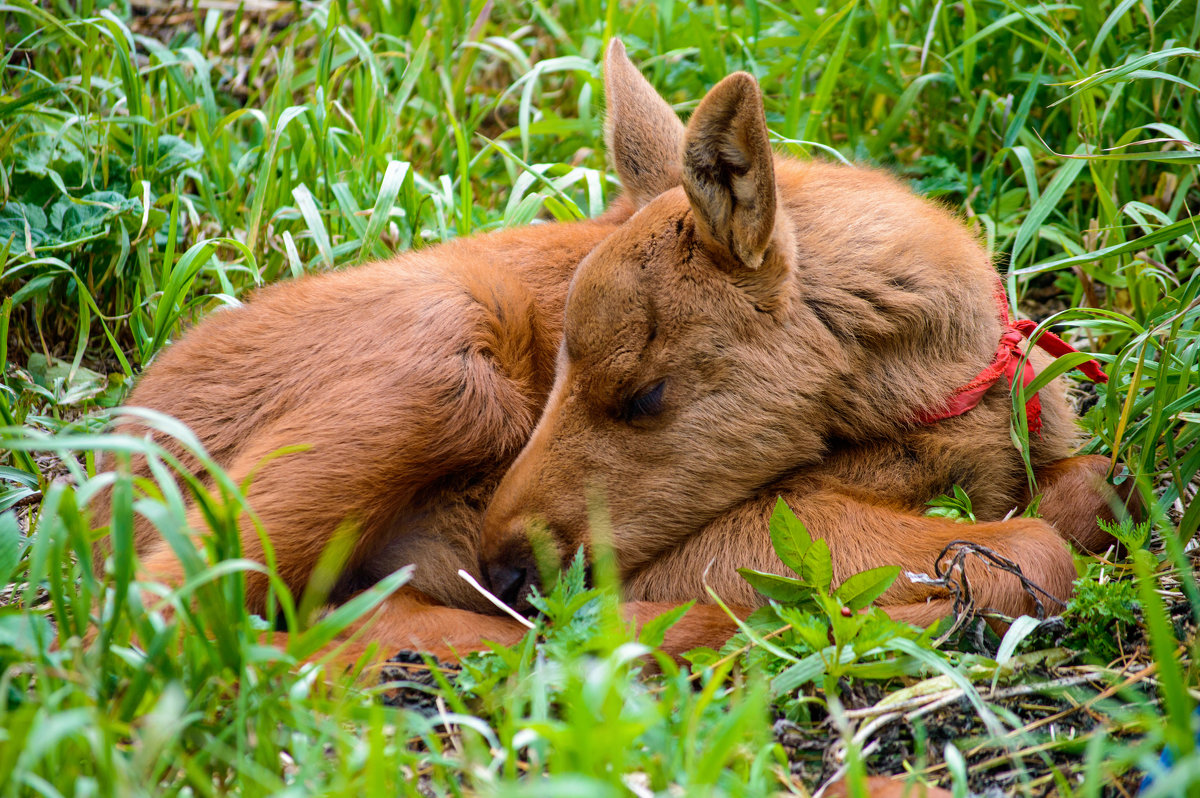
[93,39,1137,663]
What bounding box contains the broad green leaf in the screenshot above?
[704,584,799,664]
[768,497,812,575]
[778,606,835,650]
[800,538,833,593]
[737,568,811,603]
[0,202,50,251]
[154,135,203,174]
[834,565,901,611]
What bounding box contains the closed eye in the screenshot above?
[623,379,666,422]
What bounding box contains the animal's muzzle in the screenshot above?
[479,538,541,615]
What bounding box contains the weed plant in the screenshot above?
[2,0,1199,794]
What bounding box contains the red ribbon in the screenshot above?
[914,280,1108,434]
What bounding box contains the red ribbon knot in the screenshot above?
[915,280,1108,434]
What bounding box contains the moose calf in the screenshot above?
[97,41,1128,659]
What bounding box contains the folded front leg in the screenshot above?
[327,587,530,662]
[1033,454,1140,554]
[625,482,1077,625]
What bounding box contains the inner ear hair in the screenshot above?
[603,38,686,208]
[681,71,776,271]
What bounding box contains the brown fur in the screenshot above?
[824,776,953,798]
[479,42,1128,627]
[102,210,629,636]
[94,40,1129,660]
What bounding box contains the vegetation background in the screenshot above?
[1,0,1198,795]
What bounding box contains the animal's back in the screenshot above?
[102,213,627,608]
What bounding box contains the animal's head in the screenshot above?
[479,40,826,607]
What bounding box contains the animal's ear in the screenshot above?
[604,38,685,207]
[681,72,777,271]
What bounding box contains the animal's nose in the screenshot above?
[480,539,542,614]
[486,562,529,606]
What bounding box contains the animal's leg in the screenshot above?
[222,587,530,670]
[775,488,1079,620]
[620,601,748,659]
[626,485,1078,624]
[321,587,530,662]
[309,455,1124,661]
[300,598,742,667]
[825,776,952,798]
[1033,454,1140,554]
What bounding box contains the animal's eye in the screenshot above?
[624,379,667,422]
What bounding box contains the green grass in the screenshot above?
[2,0,1199,795]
